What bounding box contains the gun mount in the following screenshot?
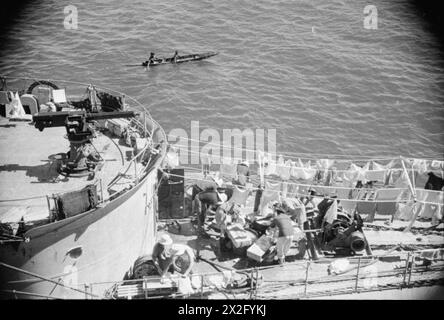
[33,110,136,177]
[304,199,372,258]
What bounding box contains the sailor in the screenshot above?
[172,50,179,64]
[235,160,250,186]
[152,234,195,279]
[269,203,295,264]
[195,186,227,234]
[301,188,318,210]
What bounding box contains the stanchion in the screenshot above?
[304,261,310,295]
[403,252,411,287]
[355,257,361,292]
[84,284,89,299]
[407,253,414,287]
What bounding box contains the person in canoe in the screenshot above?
[172,50,179,64]
[143,52,155,67]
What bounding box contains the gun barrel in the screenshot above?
[33,110,136,131]
[86,111,136,121]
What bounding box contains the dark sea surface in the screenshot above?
[1,0,443,160]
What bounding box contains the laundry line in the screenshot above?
[164,172,442,206]
[170,147,443,174]
[167,135,444,162]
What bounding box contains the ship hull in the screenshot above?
[0,168,159,299]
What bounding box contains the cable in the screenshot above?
[168,135,444,162]
[164,171,442,206]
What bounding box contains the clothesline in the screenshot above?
[180,164,401,192]
[169,151,443,176]
[168,135,444,161]
[171,148,443,174]
[164,172,443,206]
[178,163,443,198]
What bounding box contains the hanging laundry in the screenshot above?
[365,161,393,183]
[432,193,443,226]
[259,189,280,216]
[414,188,428,215]
[265,180,281,192]
[348,162,370,184]
[316,159,334,181]
[334,186,357,213]
[257,180,283,215]
[236,160,250,185]
[281,182,288,198]
[395,201,416,221]
[340,199,357,214]
[412,159,429,174]
[264,153,277,176]
[290,161,297,178]
[419,190,443,220]
[286,183,299,198]
[375,188,403,216]
[276,155,285,177]
[315,159,335,183]
[324,169,336,186]
[336,163,354,187]
[424,172,444,191]
[324,200,338,224]
[220,159,237,179]
[415,170,430,190]
[336,187,351,201]
[430,160,444,171]
[279,159,292,181]
[10,92,26,117]
[356,187,377,221]
[317,159,335,170]
[291,159,316,180]
[393,171,412,189]
[296,184,311,197]
[228,185,250,207]
[384,169,393,186]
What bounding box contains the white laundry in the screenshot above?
[264,153,278,176]
[412,158,429,175]
[291,159,316,180]
[9,92,26,117]
[324,200,339,224]
[346,162,370,184]
[279,160,292,180]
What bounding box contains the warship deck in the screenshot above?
[0,116,144,226]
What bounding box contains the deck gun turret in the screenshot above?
[33,110,136,177]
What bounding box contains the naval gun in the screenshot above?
[304,198,372,258]
[33,110,136,176]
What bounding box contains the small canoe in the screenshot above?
[142,52,218,67]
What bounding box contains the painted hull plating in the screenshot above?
[0,167,159,299]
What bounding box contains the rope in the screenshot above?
[169,147,443,177]
[0,262,99,298]
[169,135,444,161]
[164,171,443,206]
[0,195,48,202]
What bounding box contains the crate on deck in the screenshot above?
[225,223,257,249]
[247,234,274,262]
